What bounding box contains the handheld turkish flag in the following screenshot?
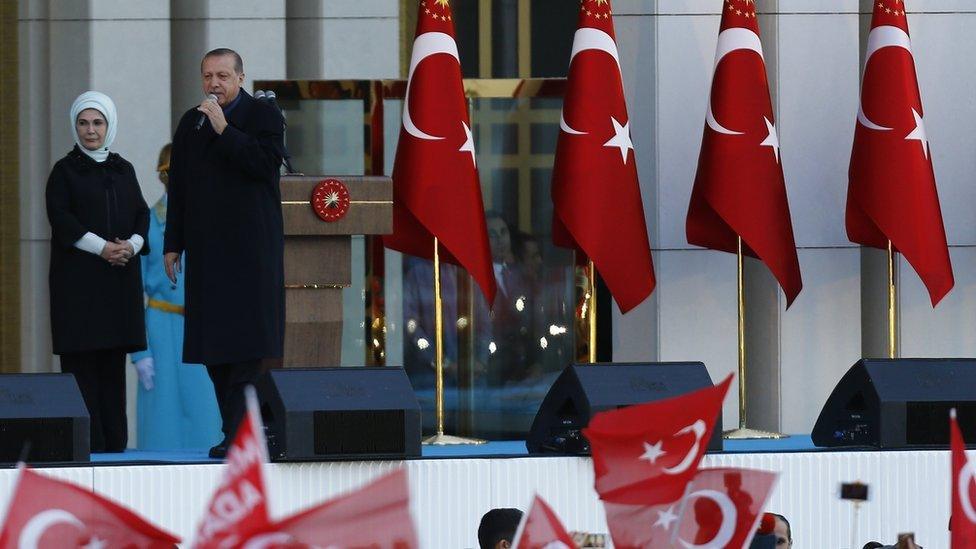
[847,0,953,306]
[0,466,180,548]
[383,0,497,304]
[687,0,802,306]
[951,409,976,547]
[240,469,419,548]
[603,467,777,549]
[583,375,733,504]
[193,386,270,549]
[512,495,577,549]
[550,0,655,313]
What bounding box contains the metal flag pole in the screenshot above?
[423,238,485,445]
[724,237,787,440]
[588,260,597,363]
[888,240,897,359]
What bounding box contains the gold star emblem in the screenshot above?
[735,9,742,15]
[594,0,609,5]
[434,0,450,7]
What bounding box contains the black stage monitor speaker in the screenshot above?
[0,374,89,463]
[527,362,723,455]
[812,358,976,448]
[259,367,421,461]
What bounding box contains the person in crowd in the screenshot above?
[767,513,793,548]
[130,143,221,450]
[164,48,285,458]
[46,91,150,453]
[478,508,523,549]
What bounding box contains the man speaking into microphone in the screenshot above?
[163,48,285,458]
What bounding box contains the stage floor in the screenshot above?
[77,435,823,466]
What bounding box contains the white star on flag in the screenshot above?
[603,116,634,164]
[459,121,477,167]
[904,108,929,159]
[653,505,679,530]
[639,440,665,464]
[760,117,780,163]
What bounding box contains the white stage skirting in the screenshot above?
[0,450,956,548]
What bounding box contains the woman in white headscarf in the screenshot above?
[46,91,150,453]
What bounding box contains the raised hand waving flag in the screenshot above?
[551,0,655,313]
[687,0,802,305]
[383,0,497,303]
[847,0,953,305]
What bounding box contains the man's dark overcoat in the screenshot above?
[165,91,285,365]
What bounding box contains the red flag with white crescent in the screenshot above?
[193,387,270,549]
[687,0,802,306]
[550,0,656,313]
[847,0,953,306]
[951,409,976,547]
[383,0,497,304]
[583,375,733,505]
[603,467,777,549]
[0,466,180,548]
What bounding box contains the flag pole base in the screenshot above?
[723,427,788,440]
[422,433,487,446]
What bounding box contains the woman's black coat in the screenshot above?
[46,146,150,355]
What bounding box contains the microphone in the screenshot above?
[259,90,299,175]
[195,93,219,130]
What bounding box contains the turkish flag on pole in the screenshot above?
[951,409,976,547]
[240,469,419,548]
[383,0,497,304]
[583,375,733,504]
[193,387,270,549]
[687,0,802,306]
[550,0,655,313]
[847,0,953,306]
[603,467,777,549]
[512,495,577,549]
[0,466,180,548]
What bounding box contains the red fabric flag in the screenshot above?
[603,467,777,549]
[0,466,180,548]
[383,0,497,304]
[687,0,802,306]
[193,387,270,549]
[583,375,733,504]
[512,495,577,549]
[239,469,419,549]
[952,409,976,547]
[847,0,953,306]
[550,0,655,313]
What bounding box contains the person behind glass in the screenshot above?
[129,144,221,450]
[46,91,150,453]
[164,48,285,459]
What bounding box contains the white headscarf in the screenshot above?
[69,91,118,163]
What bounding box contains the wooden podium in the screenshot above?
[279,175,392,367]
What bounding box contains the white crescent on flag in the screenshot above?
[18,509,85,549]
[677,489,737,549]
[706,27,764,136]
[559,27,623,136]
[403,32,460,141]
[662,420,707,475]
[857,25,913,131]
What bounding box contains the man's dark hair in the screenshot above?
[770,513,792,542]
[478,508,523,549]
[201,47,244,73]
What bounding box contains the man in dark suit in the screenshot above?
[164,48,285,458]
